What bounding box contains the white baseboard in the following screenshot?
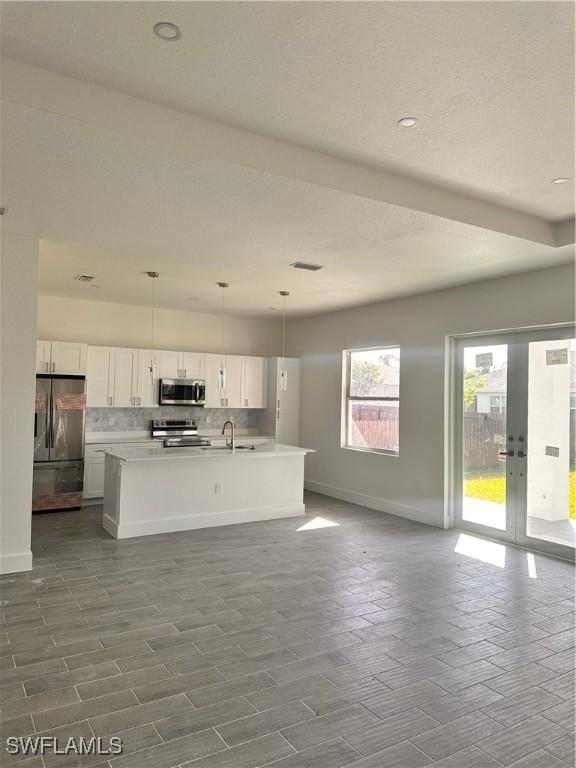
[103,504,305,540]
[0,550,33,574]
[304,480,441,528]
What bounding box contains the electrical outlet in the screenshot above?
[214,482,221,495]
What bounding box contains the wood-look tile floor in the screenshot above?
[1,491,574,768]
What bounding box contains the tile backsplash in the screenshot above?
[86,407,264,433]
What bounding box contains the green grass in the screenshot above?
[464,472,576,520]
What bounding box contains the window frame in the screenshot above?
[342,345,400,457]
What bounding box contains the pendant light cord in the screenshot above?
[282,293,286,362]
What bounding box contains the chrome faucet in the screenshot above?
[221,420,235,450]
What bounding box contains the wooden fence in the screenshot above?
[350,404,399,451]
[351,407,576,470]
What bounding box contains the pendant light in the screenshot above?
[279,290,289,391]
[216,282,229,392]
[146,271,159,377]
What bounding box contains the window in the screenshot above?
[489,395,506,415]
[343,347,400,455]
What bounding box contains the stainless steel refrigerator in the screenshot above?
[33,375,86,512]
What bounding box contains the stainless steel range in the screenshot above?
[151,419,211,448]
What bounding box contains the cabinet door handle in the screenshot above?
[226,398,229,407]
[245,398,248,407]
[45,361,49,372]
[138,396,141,406]
[108,395,113,406]
[182,369,186,379]
[52,362,56,373]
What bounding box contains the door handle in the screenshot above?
[517,450,527,458]
[499,449,514,458]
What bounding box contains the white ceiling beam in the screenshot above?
[2,58,570,247]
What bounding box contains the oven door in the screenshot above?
[159,379,198,405]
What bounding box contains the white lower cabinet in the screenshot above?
[83,442,153,499]
[84,459,106,499]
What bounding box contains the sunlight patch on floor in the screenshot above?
[526,552,538,578]
[297,516,340,531]
[455,532,506,567]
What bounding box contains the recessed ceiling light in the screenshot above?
[551,177,570,185]
[153,22,181,41]
[187,296,199,301]
[290,261,324,271]
[397,117,418,128]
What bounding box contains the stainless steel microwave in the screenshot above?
[159,379,206,406]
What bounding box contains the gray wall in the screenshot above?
[288,264,576,528]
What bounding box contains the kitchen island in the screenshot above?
[102,443,313,539]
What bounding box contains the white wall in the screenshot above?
[38,295,282,355]
[1,232,39,573]
[288,264,575,528]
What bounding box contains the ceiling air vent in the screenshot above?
[290,261,324,271]
[74,274,96,283]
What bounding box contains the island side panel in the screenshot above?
[111,454,305,539]
[102,453,122,537]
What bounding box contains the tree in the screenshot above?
[352,361,382,397]
[463,369,486,410]
[379,352,399,368]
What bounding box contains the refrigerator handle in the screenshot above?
[50,390,56,449]
[45,396,51,448]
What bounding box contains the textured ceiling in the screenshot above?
[2,1,573,218]
[1,2,574,316]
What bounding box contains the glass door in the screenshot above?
[455,327,575,560]
[517,333,575,558]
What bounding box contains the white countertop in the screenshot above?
[107,443,313,462]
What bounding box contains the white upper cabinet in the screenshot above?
[157,350,182,380]
[51,342,87,375]
[134,350,158,407]
[204,353,223,407]
[36,341,52,373]
[87,347,158,408]
[36,341,87,375]
[181,352,205,380]
[112,348,138,408]
[203,354,244,408]
[224,355,243,408]
[87,347,115,407]
[157,350,205,380]
[242,356,268,408]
